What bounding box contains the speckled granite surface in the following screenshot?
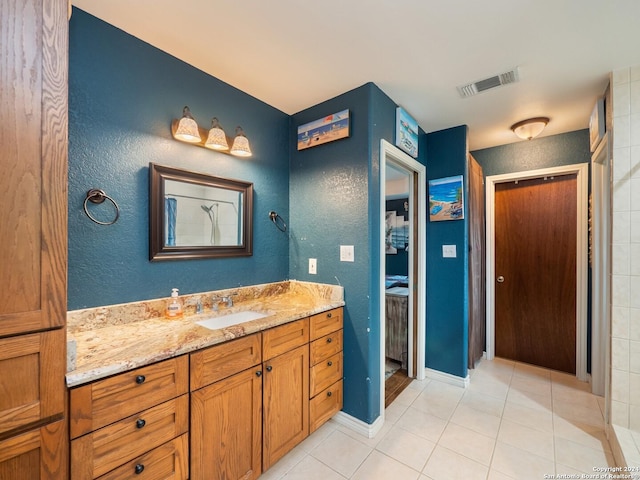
[66,280,344,387]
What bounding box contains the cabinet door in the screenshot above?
[0,0,68,338]
[0,330,66,436]
[263,344,309,470]
[0,419,67,480]
[191,367,263,480]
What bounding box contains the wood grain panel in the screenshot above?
[495,175,577,373]
[309,308,343,340]
[190,333,261,390]
[468,155,485,369]
[309,380,343,434]
[310,330,343,365]
[262,318,309,360]
[309,352,342,397]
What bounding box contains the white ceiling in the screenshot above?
[72,0,640,151]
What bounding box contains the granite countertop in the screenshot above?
[66,281,344,388]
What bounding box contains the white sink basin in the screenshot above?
[195,310,269,330]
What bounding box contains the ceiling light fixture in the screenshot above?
[510,117,550,140]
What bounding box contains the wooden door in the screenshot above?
[468,155,485,369]
[495,175,577,373]
[263,344,309,470]
[191,368,262,480]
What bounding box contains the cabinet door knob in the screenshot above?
[266,365,273,372]
[327,337,332,343]
[327,312,332,318]
[135,464,145,474]
[135,375,146,384]
[136,419,146,429]
[328,361,333,367]
[327,391,332,397]
[256,370,262,377]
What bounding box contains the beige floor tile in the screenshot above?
[260,444,307,480]
[376,424,436,471]
[497,419,555,459]
[467,374,510,399]
[509,374,552,398]
[395,406,448,442]
[450,403,501,438]
[552,383,601,409]
[412,385,463,420]
[422,445,489,480]
[506,387,553,412]
[487,469,517,480]
[554,437,616,474]
[394,384,422,406]
[491,442,555,480]
[552,415,612,452]
[297,420,337,452]
[438,422,496,466]
[550,370,591,391]
[513,362,552,381]
[310,430,372,478]
[502,400,553,433]
[351,450,421,480]
[282,455,346,480]
[553,398,605,428]
[460,390,506,417]
[384,400,410,424]
[337,420,393,448]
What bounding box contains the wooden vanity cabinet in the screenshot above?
[69,356,189,479]
[262,318,310,470]
[309,308,344,433]
[190,333,263,480]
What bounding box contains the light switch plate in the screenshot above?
[309,258,317,274]
[442,245,457,258]
[340,245,355,262]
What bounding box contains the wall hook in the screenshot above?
[83,189,120,225]
[269,211,287,232]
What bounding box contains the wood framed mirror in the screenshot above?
[149,163,253,261]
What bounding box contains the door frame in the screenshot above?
[379,140,426,418]
[485,163,589,381]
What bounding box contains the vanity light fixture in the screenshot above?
[510,117,550,140]
[171,107,252,157]
[204,118,229,151]
[173,106,202,143]
[229,126,252,157]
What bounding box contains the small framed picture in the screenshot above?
[429,175,464,221]
[395,107,418,158]
[297,110,350,150]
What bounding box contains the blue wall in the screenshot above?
[425,126,469,379]
[68,9,290,309]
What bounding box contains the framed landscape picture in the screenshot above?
[429,175,464,221]
[395,107,418,158]
[297,110,350,150]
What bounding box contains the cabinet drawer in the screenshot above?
[309,352,343,397]
[191,333,262,390]
[310,330,343,365]
[262,318,309,360]
[70,355,189,439]
[309,308,343,341]
[71,395,189,479]
[96,433,188,480]
[309,380,342,434]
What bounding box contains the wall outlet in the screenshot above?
[340,245,355,262]
[309,258,317,274]
[442,245,457,258]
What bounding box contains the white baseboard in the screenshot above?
[332,411,385,439]
[425,367,470,388]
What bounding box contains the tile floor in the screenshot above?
[260,357,617,480]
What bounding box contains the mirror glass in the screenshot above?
[149,163,253,260]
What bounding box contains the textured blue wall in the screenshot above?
[425,126,469,379]
[68,9,290,309]
[471,129,590,176]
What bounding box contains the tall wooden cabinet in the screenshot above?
[0,0,68,478]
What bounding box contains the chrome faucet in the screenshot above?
[212,294,235,309]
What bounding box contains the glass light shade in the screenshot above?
[230,127,252,157]
[174,106,201,143]
[204,118,229,150]
[511,117,549,140]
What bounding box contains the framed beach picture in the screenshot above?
[429,175,464,222]
[297,109,350,150]
[395,107,418,158]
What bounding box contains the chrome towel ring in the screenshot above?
[83,189,120,225]
[269,211,287,232]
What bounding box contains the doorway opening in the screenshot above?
[485,163,589,381]
[379,140,426,413]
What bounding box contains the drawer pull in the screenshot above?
[135,375,146,385]
[327,337,332,343]
[135,464,145,474]
[327,312,332,318]
[327,391,333,397]
[266,365,273,372]
[256,370,262,377]
[328,361,333,367]
[136,418,146,429]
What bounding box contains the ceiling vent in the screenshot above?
[457,67,520,98]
